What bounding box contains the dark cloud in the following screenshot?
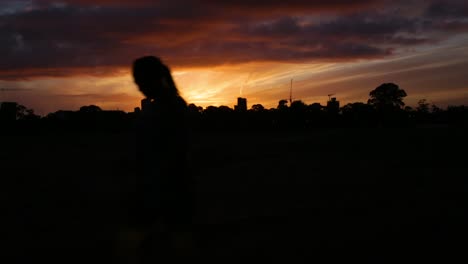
[425,0,468,18]
[237,13,422,46]
[0,0,467,79]
[422,0,468,32]
[32,0,379,10]
[0,87,32,91]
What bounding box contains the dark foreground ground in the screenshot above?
[2,127,467,263]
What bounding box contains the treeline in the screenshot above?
[186,100,468,131]
[0,104,133,132]
[1,83,467,132]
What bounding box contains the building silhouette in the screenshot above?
[327,97,340,113]
[235,97,247,112]
[141,98,151,112]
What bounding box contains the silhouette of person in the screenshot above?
[131,56,193,261]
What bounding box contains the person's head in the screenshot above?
[132,56,179,99]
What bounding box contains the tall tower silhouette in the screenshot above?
[141,98,151,112]
[327,95,340,113]
[235,97,247,112]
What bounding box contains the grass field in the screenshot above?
[2,126,467,262]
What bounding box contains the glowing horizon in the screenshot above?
[1,0,468,114]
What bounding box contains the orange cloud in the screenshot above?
[2,0,468,113]
[3,0,466,79]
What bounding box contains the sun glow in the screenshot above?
[3,40,468,115]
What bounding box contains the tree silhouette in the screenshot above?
[431,104,441,114]
[251,104,265,112]
[0,102,40,123]
[416,99,430,113]
[308,103,322,113]
[188,103,203,114]
[290,100,307,112]
[14,103,38,120]
[342,102,373,115]
[368,83,407,111]
[79,105,102,113]
[277,99,288,110]
[218,105,234,113]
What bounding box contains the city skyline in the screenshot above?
[1,0,468,115]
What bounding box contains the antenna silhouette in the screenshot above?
[289,79,293,104]
[328,93,335,101]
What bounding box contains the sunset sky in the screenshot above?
[1,0,468,115]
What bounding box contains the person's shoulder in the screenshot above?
[174,96,188,110]
[176,96,187,106]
